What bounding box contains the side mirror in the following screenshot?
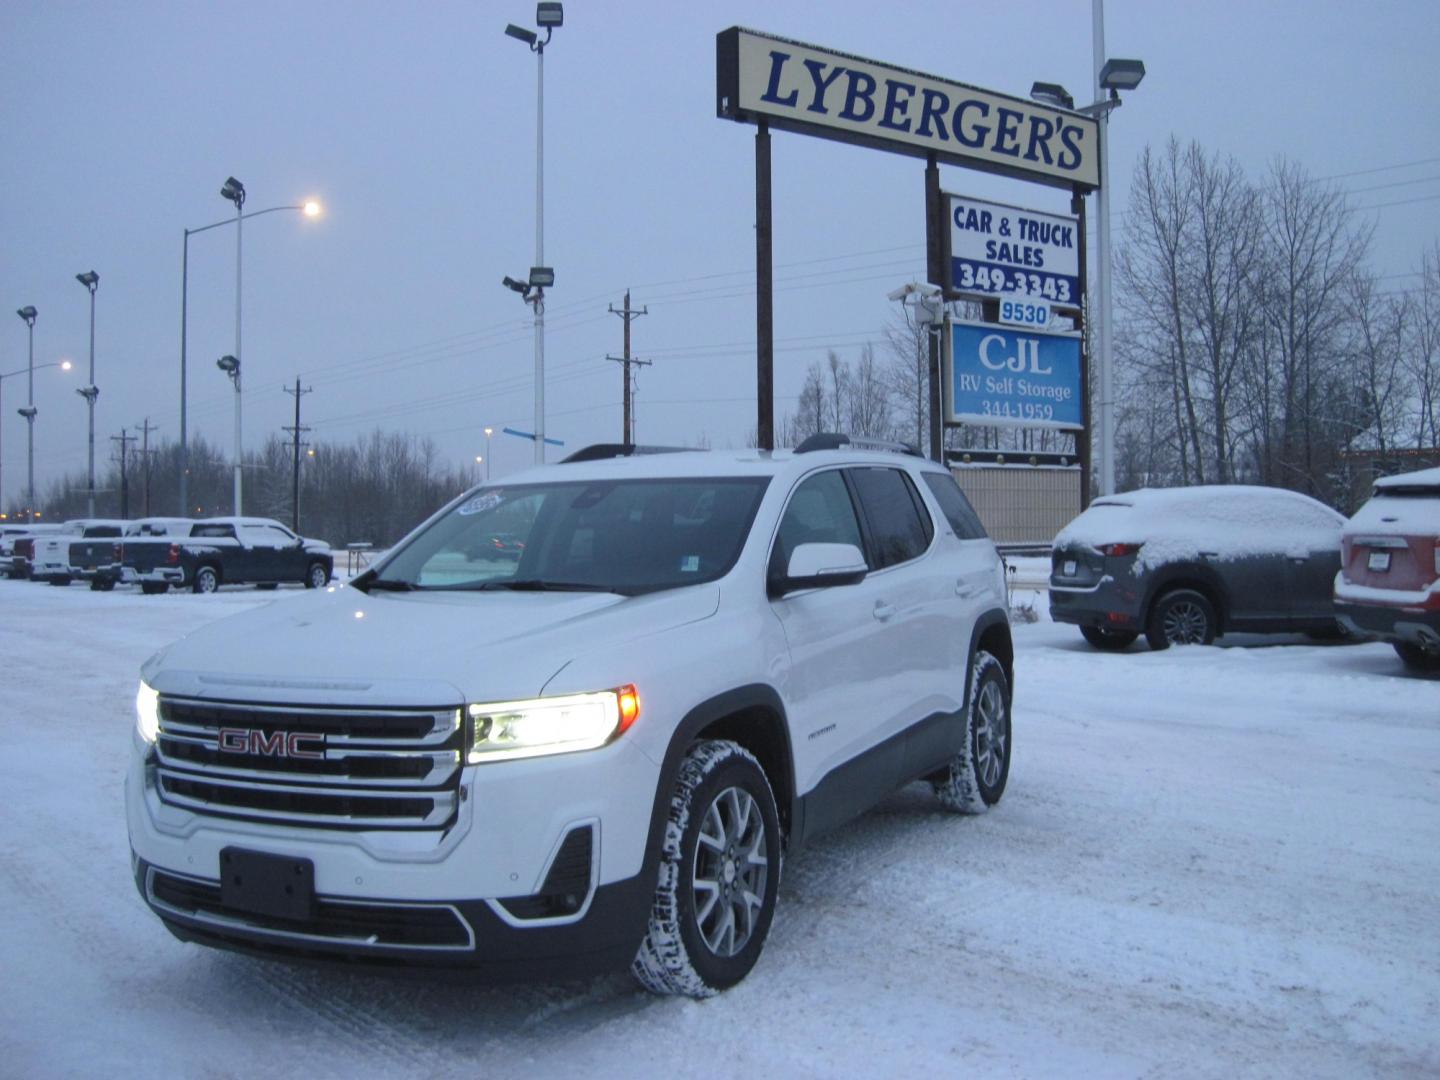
[770,542,867,597]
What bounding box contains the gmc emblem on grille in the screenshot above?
[217,727,325,760]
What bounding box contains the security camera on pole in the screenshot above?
[14,305,38,521]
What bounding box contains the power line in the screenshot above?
[1317,156,1440,182]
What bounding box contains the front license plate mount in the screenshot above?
[220,847,315,921]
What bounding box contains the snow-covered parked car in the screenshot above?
[120,516,332,593]
[1334,466,1440,673]
[1049,485,1346,650]
[127,436,1013,996]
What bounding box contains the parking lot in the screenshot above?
[2,577,1436,1078]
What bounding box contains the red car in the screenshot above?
[1334,466,1440,673]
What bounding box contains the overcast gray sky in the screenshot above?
[4,0,1438,508]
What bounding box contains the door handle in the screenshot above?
[956,580,978,598]
[873,601,896,621]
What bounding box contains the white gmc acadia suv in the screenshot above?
[128,436,1013,996]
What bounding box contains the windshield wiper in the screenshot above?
[360,579,421,592]
[473,579,625,594]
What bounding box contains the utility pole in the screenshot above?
[607,290,650,446]
[282,378,312,531]
[110,428,135,519]
[136,417,159,518]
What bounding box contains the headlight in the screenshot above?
[135,680,160,744]
[467,685,639,764]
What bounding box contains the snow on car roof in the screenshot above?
[491,447,948,486]
[1373,465,1440,490]
[1057,485,1344,566]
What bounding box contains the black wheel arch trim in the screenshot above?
[643,684,797,873]
[966,608,1014,701]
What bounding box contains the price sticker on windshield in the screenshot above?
[998,298,1052,329]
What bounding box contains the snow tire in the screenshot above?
[305,562,330,589]
[933,650,1012,814]
[1394,641,1440,674]
[632,739,781,999]
[1145,588,1217,650]
[192,565,220,594]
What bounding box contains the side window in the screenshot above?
[771,470,864,577]
[922,472,989,540]
[850,467,933,569]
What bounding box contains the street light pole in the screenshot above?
[1093,0,1115,497]
[0,359,70,518]
[75,272,100,516]
[506,4,562,465]
[178,197,322,517]
[14,306,38,521]
[219,176,246,514]
[484,426,493,480]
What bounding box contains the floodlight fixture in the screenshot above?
[528,266,554,288]
[75,270,99,290]
[502,275,529,294]
[505,23,537,46]
[536,2,563,28]
[302,200,322,217]
[16,306,36,325]
[1099,58,1146,93]
[216,354,240,377]
[220,176,246,206]
[1029,82,1075,110]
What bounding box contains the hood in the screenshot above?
[144,581,719,706]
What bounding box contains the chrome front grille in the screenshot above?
[154,696,464,830]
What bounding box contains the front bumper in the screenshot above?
[126,732,660,975]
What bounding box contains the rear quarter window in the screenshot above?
[849,467,933,569]
[922,472,988,539]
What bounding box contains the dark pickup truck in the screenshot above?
[120,516,333,594]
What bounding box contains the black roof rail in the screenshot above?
[794,432,922,457]
[560,443,696,464]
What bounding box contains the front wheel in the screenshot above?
[192,565,220,594]
[1395,642,1440,674]
[632,740,781,998]
[933,650,1012,813]
[1081,625,1138,651]
[304,561,330,589]
[1145,589,1217,650]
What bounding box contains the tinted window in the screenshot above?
[922,472,988,539]
[771,470,864,577]
[850,467,932,569]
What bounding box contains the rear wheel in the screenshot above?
[1394,642,1440,674]
[192,565,219,594]
[1145,589,1217,650]
[1081,625,1138,651]
[934,650,1012,813]
[633,740,781,998]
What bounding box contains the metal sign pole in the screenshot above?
[755,120,774,451]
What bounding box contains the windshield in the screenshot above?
[369,476,770,594]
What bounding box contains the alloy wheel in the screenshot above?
[691,785,769,958]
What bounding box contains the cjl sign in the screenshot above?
[948,321,1082,430]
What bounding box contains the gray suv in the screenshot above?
[1049,485,1345,650]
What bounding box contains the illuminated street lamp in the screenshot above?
[505,2,563,465]
[75,271,100,516]
[178,189,322,515]
[0,357,70,518]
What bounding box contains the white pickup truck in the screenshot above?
[30,519,129,586]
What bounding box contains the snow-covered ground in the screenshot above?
[2,578,1437,1078]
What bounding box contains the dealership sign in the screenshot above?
[717,28,1099,190]
[950,195,1080,306]
[948,321,1082,430]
